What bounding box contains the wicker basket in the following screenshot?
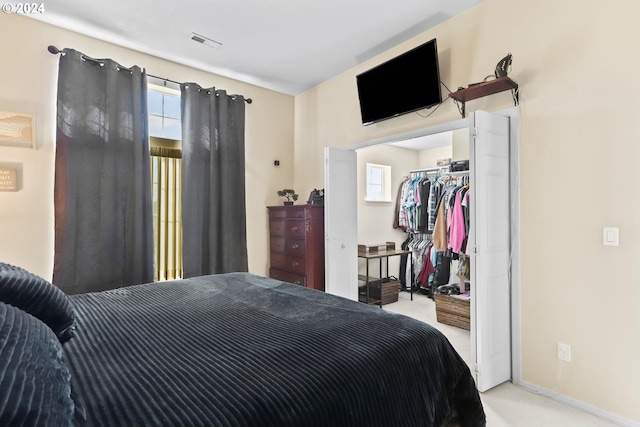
[434,293,470,330]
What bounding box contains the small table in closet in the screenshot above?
[358,243,413,307]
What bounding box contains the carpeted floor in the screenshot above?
[383,291,619,427]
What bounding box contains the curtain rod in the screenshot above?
[47,45,253,104]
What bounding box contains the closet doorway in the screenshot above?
[324,108,521,392]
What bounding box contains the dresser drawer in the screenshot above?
[269,219,306,238]
[270,253,307,275]
[268,208,306,219]
[269,268,306,286]
[270,237,306,256]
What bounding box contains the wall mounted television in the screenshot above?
[356,38,442,126]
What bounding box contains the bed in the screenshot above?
[0,262,485,427]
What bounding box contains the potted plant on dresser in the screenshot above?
[277,189,298,205]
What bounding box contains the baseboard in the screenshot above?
[515,380,639,427]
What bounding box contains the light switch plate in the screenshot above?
[603,227,619,246]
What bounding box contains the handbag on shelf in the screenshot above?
[456,255,470,281]
[307,188,324,205]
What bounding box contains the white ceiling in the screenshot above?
[389,132,453,151]
[31,0,484,95]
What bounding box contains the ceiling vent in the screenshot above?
[189,32,222,49]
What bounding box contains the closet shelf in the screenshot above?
[448,76,519,118]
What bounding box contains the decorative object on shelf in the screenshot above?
[448,53,517,118]
[277,189,298,205]
[0,111,36,149]
[494,53,512,78]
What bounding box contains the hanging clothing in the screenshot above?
[394,170,470,293]
[433,197,448,252]
[449,189,466,253]
[417,180,431,233]
[427,180,442,232]
[417,244,435,287]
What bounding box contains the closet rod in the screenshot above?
[408,167,470,176]
[408,166,449,174]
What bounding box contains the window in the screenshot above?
[148,84,183,280]
[148,85,182,140]
[365,163,392,202]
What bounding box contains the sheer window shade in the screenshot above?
[150,145,182,281]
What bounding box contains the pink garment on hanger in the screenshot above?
[449,190,466,254]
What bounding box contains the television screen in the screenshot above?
[356,39,442,125]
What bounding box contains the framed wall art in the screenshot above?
[0,111,36,149]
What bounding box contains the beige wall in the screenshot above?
[451,128,469,161]
[417,145,453,169]
[0,13,294,279]
[294,0,640,422]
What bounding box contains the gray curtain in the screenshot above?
[53,49,153,294]
[180,84,248,278]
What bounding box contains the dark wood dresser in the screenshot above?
[267,205,325,291]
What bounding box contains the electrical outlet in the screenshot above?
[557,342,571,362]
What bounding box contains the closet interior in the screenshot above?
[351,110,513,391]
[395,165,472,330]
[356,128,472,330]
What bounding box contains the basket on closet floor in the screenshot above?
[434,293,470,330]
[359,277,400,305]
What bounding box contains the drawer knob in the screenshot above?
[290,226,298,231]
[294,281,301,285]
[291,243,299,249]
[292,261,299,267]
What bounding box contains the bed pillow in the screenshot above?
[0,302,75,427]
[0,262,75,343]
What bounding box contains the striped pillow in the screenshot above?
[0,263,75,343]
[0,302,74,427]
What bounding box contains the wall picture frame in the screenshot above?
[0,111,36,149]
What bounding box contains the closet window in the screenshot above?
[365,163,392,202]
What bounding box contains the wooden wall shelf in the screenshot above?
[448,76,519,118]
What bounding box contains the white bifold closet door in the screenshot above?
[469,110,511,392]
[323,147,358,301]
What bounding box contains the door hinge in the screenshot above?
[474,364,480,375]
[473,245,478,254]
[471,128,478,138]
